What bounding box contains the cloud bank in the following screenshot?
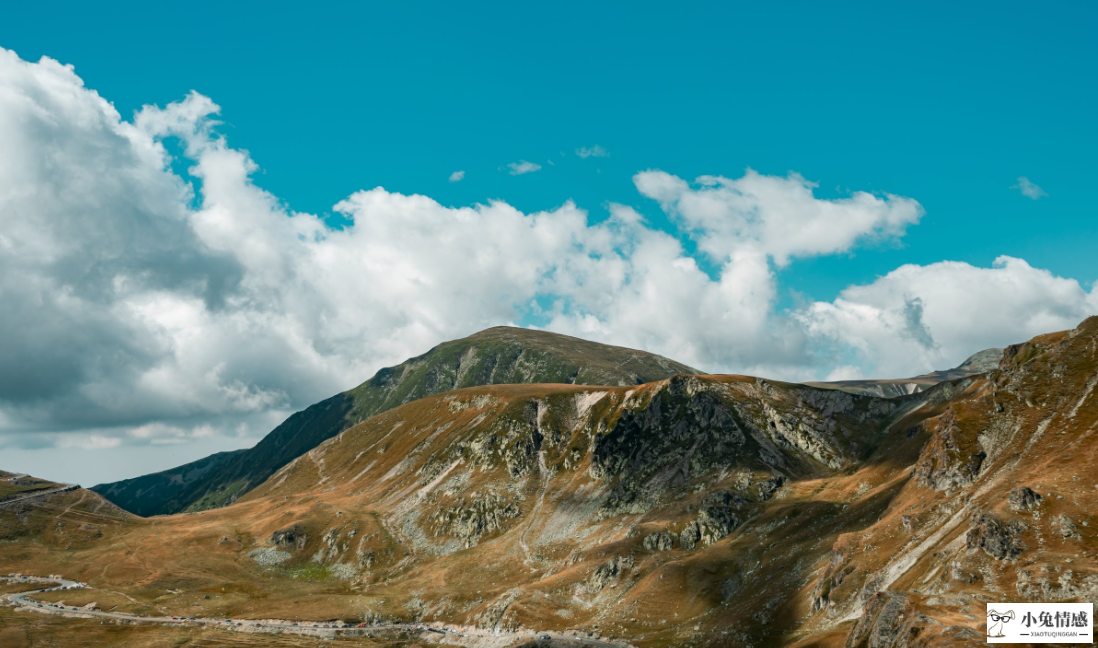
[1,48,1094,472]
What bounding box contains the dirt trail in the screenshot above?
[3,575,632,647]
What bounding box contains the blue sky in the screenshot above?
[1,1,1096,485]
[4,1,1095,300]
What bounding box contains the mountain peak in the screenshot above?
[93,326,699,516]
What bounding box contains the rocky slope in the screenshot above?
[92,327,699,517]
[4,371,907,646]
[796,318,1098,647]
[0,473,134,546]
[7,318,1098,647]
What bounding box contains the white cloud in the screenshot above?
[448,170,464,182]
[0,47,1093,482]
[58,435,122,450]
[800,256,1098,379]
[634,169,924,266]
[506,160,541,175]
[1013,176,1047,199]
[576,145,609,158]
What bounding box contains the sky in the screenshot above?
[1,1,1095,486]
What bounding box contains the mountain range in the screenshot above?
[3,319,1096,648]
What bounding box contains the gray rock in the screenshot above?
[966,512,1027,560]
[431,493,520,548]
[586,555,634,592]
[270,524,308,549]
[642,531,673,551]
[1054,515,1077,538]
[1008,487,1042,512]
[248,547,291,565]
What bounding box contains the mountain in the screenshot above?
[1,471,133,544]
[4,370,905,647]
[805,347,1004,398]
[91,326,700,517]
[801,318,1098,646]
[8,317,1097,648]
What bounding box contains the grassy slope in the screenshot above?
[5,373,910,647]
[92,326,700,517]
[14,321,1097,646]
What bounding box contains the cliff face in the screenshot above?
[92,326,700,517]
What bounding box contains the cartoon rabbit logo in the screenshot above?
[988,609,1015,638]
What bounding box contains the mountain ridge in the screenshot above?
[5,318,1098,647]
[92,326,700,516]
[804,347,1004,398]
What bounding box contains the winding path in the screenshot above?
[0,485,79,508]
[3,575,626,647]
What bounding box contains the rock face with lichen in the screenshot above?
[591,375,894,519]
[677,490,748,549]
[912,408,987,491]
[1008,486,1042,511]
[269,524,308,549]
[430,493,521,547]
[586,555,634,592]
[966,512,1027,560]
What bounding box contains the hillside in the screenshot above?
[6,317,1096,647]
[0,472,135,546]
[3,371,906,647]
[91,327,700,517]
[796,318,1098,646]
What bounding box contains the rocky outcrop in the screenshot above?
[678,490,748,550]
[586,555,634,592]
[913,409,986,491]
[312,527,349,564]
[642,531,673,551]
[430,493,520,547]
[592,375,887,519]
[845,591,917,648]
[811,549,856,612]
[843,591,985,648]
[270,524,308,549]
[966,512,1027,560]
[1054,515,1078,538]
[1008,486,1042,511]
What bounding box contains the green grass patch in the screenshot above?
[282,564,333,581]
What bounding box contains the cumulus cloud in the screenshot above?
[800,257,1098,378]
[1013,176,1046,199]
[506,160,541,175]
[448,170,464,182]
[576,145,608,158]
[634,169,924,266]
[0,47,1093,483]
